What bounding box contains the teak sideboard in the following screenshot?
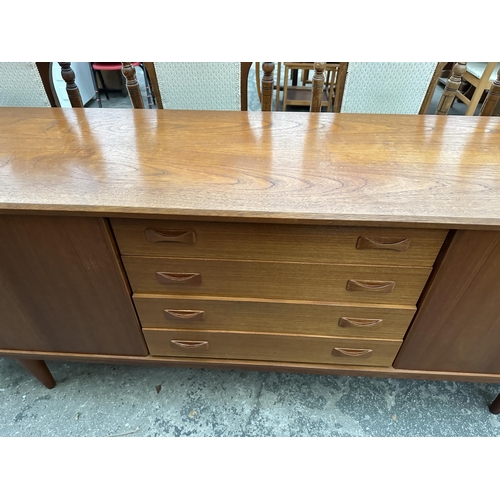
[1,108,500,413]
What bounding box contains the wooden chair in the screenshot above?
[281,62,340,111]
[454,62,500,115]
[122,62,348,112]
[479,66,500,116]
[434,63,500,117]
[134,63,253,110]
[255,62,284,111]
[256,62,327,112]
[332,62,446,114]
[0,62,83,108]
[92,62,154,109]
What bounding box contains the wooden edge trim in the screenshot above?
[333,62,348,113]
[1,209,500,231]
[419,62,447,114]
[3,349,500,383]
[143,62,162,109]
[240,62,252,111]
[35,62,58,107]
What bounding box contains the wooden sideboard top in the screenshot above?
[1,107,500,228]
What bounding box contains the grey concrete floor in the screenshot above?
[1,357,499,436]
[1,64,499,437]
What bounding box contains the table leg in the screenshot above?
[489,392,500,414]
[16,359,56,389]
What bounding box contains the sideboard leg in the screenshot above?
[16,359,56,389]
[488,393,500,414]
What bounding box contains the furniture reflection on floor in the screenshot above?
[1,108,500,413]
[454,62,500,115]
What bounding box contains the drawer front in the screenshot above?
[143,329,403,367]
[123,257,432,305]
[111,219,447,267]
[134,294,415,339]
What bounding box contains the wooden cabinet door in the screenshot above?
[394,230,500,374]
[0,215,147,356]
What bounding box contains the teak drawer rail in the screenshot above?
[111,219,447,268]
[133,294,416,339]
[123,257,432,306]
[143,329,403,367]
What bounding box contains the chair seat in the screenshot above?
[466,62,500,80]
[92,62,140,71]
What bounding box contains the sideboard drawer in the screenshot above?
[143,329,403,367]
[134,294,415,339]
[123,257,432,305]
[111,219,447,267]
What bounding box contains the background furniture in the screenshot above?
[0,62,84,108]
[333,62,445,114]
[454,62,500,115]
[143,62,252,110]
[51,62,95,107]
[1,108,500,413]
[255,62,283,111]
[0,62,53,107]
[479,66,500,116]
[281,62,339,111]
[91,62,153,108]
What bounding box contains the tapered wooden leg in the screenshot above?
[16,359,56,389]
[489,393,500,414]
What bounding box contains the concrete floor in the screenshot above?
[1,357,499,436]
[1,64,499,437]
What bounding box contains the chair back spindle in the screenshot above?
[310,62,326,112]
[58,63,83,108]
[479,67,500,116]
[121,62,145,109]
[261,62,275,111]
[435,62,466,115]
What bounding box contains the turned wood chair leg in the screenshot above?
[16,359,56,389]
[489,393,500,414]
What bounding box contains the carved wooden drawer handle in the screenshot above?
[164,309,205,321]
[156,272,202,285]
[333,347,373,357]
[356,236,411,251]
[346,279,395,293]
[170,340,209,350]
[338,317,383,328]
[146,228,196,244]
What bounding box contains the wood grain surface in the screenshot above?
[123,256,432,305]
[1,108,500,229]
[143,328,403,367]
[133,294,416,339]
[3,347,500,383]
[394,230,500,374]
[0,215,147,355]
[111,218,447,267]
